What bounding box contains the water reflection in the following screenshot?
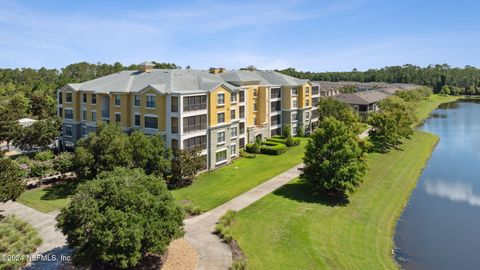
[395,100,480,270]
[425,180,480,207]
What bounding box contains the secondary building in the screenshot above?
[333,90,389,118]
[57,63,320,169]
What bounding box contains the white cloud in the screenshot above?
[425,180,480,207]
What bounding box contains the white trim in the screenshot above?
[146,94,157,109]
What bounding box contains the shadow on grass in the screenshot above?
[272,180,349,207]
[40,179,86,201]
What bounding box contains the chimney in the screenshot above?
[209,67,225,74]
[139,61,155,73]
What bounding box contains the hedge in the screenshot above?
[260,143,287,155]
[266,137,300,147]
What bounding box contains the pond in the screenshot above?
[395,100,480,270]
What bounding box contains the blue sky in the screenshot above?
[0,0,479,71]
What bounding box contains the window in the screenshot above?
[217,112,225,123]
[171,96,178,112]
[239,106,245,118]
[230,144,236,156]
[271,115,281,125]
[239,122,245,134]
[115,95,121,106]
[306,99,310,106]
[65,125,73,137]
[231,93,237,103]
[134,95,140,107]
[306,87,310,95]
[254,117,257,125]
[65,92,73,103]
[291,88,298,95]
[306,112,310,119]
[230,110,236,120]
[183,115,207,133]
[82,126,87,136]
[271,88,281,98]
[91,94,97,104]
[254,101,258,112]
[217,93,225,105]
[65,109,73,119]
[183,135,207,150]
[216,150,227,164]
[271,101,281,112]
[134,114,140,126]
[115,113,121,123]
[91,111,97,122]
[231,127,237,138]
[239,138,245,148]
[183,95,207,111]
[82,109,87,121]
[253,89,257,97]
[144,116,158,129]
[293,99,298,108]
[217,131,225,144]
[83,93,87,103]
[239,91,245,102]
[58,108,63,117]
[58,92,63,104]
[146,95,156,108]
[171,117,178,133]
[292,113,298,122]
[271,127,282,137]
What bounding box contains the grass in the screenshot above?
[415,94,460,124]
[172,138,308,211]
[17,180,83,213]
[230,130,438,270]
[0,215,42,269]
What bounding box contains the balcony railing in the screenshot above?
[101,111,110,118]
[183,103,207,112]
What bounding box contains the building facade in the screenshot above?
[57,63,320,169]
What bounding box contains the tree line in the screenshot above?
[0,61,180,119]
[277,64,480,94]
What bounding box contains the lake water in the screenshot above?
[395,100,480,270]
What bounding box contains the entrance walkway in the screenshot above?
[184,164,303,270]
[0,201,70,270]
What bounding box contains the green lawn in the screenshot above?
[415,94,459,124]
[172,138,308,211]
[230,130,438,270]
[17,180,83,213]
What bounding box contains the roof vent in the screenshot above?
[209,67,225,74]
[139,61,155,73]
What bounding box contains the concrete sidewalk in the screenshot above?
[184,164,303,270]
[0,201,71,270]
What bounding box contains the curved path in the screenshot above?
[184,164,303,270]
[0,201,71,270]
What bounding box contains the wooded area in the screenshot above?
[278,64,480,94]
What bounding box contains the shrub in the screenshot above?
[267,137,300,146]
[239,150,255,158]
[260,143,287,155]
[245,142,261,154]
[29,161,49,177]
[34,150,55,161]
[183,204,202,216]
[0,215,42,269]
[297,126,305,137]
[215,210,237,243]
[230,260,248,270]
[261,141,279,147]
[245,143,255,153]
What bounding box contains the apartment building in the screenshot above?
[57,62,320,169]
